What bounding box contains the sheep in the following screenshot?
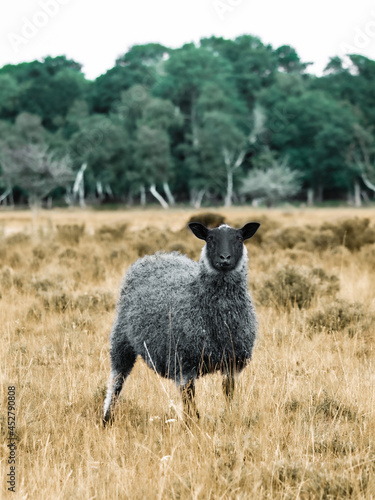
[103,221,260,424]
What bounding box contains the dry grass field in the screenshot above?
[1,206,375,499]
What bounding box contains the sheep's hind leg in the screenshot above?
[103,346,136,426]
[103,370,126,426]
[180,380,199,419]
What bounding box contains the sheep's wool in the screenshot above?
[110,249,257,386]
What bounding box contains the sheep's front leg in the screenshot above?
[180,380,199,419]
[222,374,235,403]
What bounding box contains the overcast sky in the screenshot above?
[2,0,375,80]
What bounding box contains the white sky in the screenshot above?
[1,0,375,80]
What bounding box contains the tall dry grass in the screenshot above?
[1,207,375,499]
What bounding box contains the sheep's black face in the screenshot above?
[188,222,260,273]
[205,227,244,271]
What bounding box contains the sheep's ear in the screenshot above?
[240,222,260,240]
[188,222,210,241]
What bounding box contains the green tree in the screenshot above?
[197,111,248,206]
[154,43,236,140]
[0,74,20,119]
[316,55,375,128]
[19,67,88,130]
[90,43,167,114]
[133,126,173,208]
[346,124,375,202]
[0,56,87,130]
[115,43,168,67]
[275,45,312,73]
[69,115,131,200]
[201,35,278,109]
[258,77,359,202]
[115,84,152,135]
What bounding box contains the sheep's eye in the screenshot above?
[206,235,213,242]
[237,236,243,243]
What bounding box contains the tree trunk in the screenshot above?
[361,190,370,204]
[78,181,85,208]
[163,181,175,206]
[225,169,233,207]
[354,179,362,207]
[223,148,245,208]
[149,184,169,209]
[28,194,42,211]
[190,188,206,209]
[96,181,104,202]
[105,184,113,198]
[307,188,314,207]
[0,188,11,204]
[361,172,375,193]
[70,163,87,207]
[140,184,146,206]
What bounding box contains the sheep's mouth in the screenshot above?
[218,262,234,271]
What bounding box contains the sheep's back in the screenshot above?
[115,252,198,377]
[121,252,197,292]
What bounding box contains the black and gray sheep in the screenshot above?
[103,221,260,424]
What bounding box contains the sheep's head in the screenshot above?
[188,222,260,273]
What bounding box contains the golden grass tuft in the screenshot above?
[0,207,375,499]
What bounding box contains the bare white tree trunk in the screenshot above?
[225,169,233,208]
[354,179,362,207]
[66,163,87,207]
[190,188,206,209]
[349,127,375,197]
[96,180,104,201]
[0,188,11,204]
[361,172,375,192]
[76,163,87,207]
[149,184,169,209]
[163,181,175,206]
[223,148,245,207]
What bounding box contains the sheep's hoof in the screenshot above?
[102,413,112,427]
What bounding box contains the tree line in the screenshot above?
[0,36,375,208]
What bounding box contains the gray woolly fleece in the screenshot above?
[110,247,257,387]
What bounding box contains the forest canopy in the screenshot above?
[1,36,375,207]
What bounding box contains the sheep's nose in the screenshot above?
[220,254,231,263]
